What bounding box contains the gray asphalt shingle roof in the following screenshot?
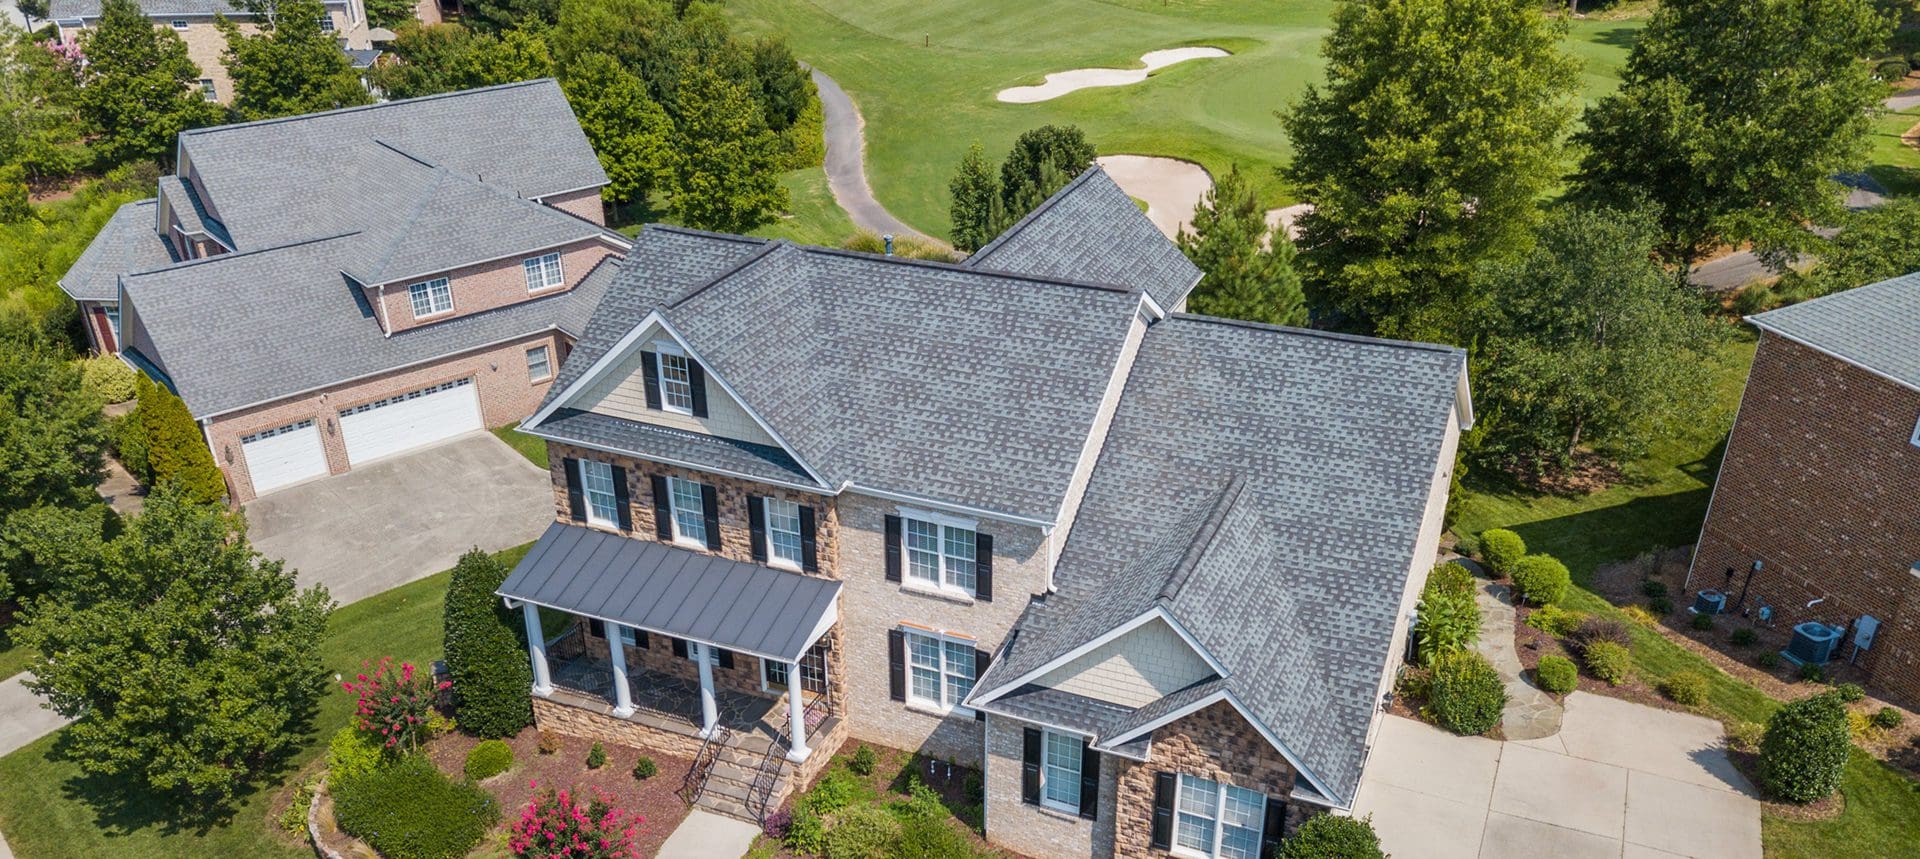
[971,316,1466,806]
[499,522,841,662]
[58,199,179,301]
[1746,272,1920,390]
[966,165,1201,311]
[532,409,816,487]
[157,175,230,247]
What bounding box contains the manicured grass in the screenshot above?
[1764,749,1920,859]
[491,420,551,470]
[0,543,533,858]
[1864,103,1920,198]
[750,167,861,246]
[725,0,1641,239]
[0,627,33,684]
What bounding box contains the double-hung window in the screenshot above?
[198,79,217,101]
[408,277,452,318]
[578,460,619,527]
[1174,775,1265,859]
[655,350,694,414]
[903,628,975,712]
[526,345,552,382]
[317,14,333,30]
[667,477,706,545]
[904,516,976,594]
[765,498,803,568]
[1041,730,1084,813]
[523,252,564,292]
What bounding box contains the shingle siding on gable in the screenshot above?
[570,329,778,446]
[1032,618,1213,709]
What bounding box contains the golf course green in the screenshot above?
[726,0,1646,239]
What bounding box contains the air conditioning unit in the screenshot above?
[1782,622,1842,667]
[1691,590,1727,615]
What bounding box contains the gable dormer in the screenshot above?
[566,321,778,447]
[1030,615,1216,708]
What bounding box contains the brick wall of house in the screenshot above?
[982,714,1119,858]
[1109,701,1299,858]
[375,240,616,334]
[206,330,563,502]
[837,490,1050,763]
[1691,332,1920,708]
[539,186,608,225]
[83,302,117,354]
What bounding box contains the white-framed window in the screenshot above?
[198,79,217,101]
[903,627,975,712]
[103,303,121,345]
[523,252,564,292]
[655,349,694,414]
[903,513,977,595]
[526,344,552,382]
[765,497,803,568]
[317,14,333,30]
[1909,414,1920,448]
[169,19,188,28]
[667,476,706,546]
[683,640,721,664]
[763,658,789,689]
[578,459,619,527]
[1041,730,1084,813]
[1173,775,1265,859]
[407,277,452,318]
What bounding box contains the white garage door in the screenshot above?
[339,378,482,466]
[241,419,328,495]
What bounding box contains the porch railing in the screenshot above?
[744,690,832,823]
[678,724,730,805]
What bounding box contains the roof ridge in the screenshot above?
[1164,313,1467,356]
[121,231,361,279]
[1157,474,1246,603]
[967,163,1108,263]
[798,243,1138,295]
[640,223,776,245]
[179,79,561,140]
[666,241,789,308]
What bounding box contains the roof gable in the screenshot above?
[1747,272,1920,391]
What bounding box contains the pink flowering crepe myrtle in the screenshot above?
[339,656,449,754]
[509,781,642,859]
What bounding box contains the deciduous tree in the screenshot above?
[1280,0,1578,343]
[76,0,219,166]
[220,0,372,121]
[560,51,671,208]
[1775,197,1920,300]
[1179,164,1306,326]
[666,66,786,233]
[0,318,107,602]
[0,25,90,181]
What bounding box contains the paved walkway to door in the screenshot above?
[1355,693,1760,859]
[246,432,553,604]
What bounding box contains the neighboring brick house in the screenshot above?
[1690,274,1920,710]
[49,0,379,104]
[58,80,630,502]
[493,167,1474,854]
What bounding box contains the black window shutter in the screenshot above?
[1078,741,1100,820]
[650,475,672,541]
[563,458,586,523]
[799,505,818,573]
[887,629,906,701]
[671,638,688,659]
[1151,772,1176,850]
[635,630,650,649]
[701,484,721,551]
[639,351,661,410]
[589,618,605,638]
[975,532,994,601]
[1260,797,1286,858]
[688,360,708,418]
[974,648,991,722]
[884,515,902,582]
[1021,728,1042,806]
[747,495,768,563]
[611,465,632,531]
[717,648,734,670]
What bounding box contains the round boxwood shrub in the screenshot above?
[1278,813,1385,858]
[442,549,533,738]
[333,755,499,859]
[1509,555,1570,606]
[1690,612,1715,631]
[1661,672,1709,706]
[822,803,901,859]
[1758,692,1850,803]
[1478,529,1526,577]
[327,726,387,782]
[463,739,513,781]
[1583,641,1631,686]
[1428,652,1506,736]
[1535,655,1578,695]
[1730,627,1757,647]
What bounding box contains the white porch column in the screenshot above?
[522,603,553,697]
[696,644,719,737]
[784,660,811,763]
[606,624,635,718]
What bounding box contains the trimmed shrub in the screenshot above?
[79,355,137,404]
[1730,627,1758,647]
[132,374,224,503]
[1691,612,1715,631]
[1648,596,1674,615]
[586,742,607,769]
[1798,662,1828,683]
[1583,641,1632,685]
[1509,555,1570,606]
[1756,652,1781,669]
[1872,707,1905,730]
[1758,692,1850,803]
[1641,580,1668,598]
[1569,616,1631,655]
[1525,605,1584,637]
[1876,57,1911,81]
[442,548,533,738]
[1478,529,1526,576]
[1832,683,1865,704]
[1277,813,1386,858]
[333,755,499,859]
[1535,655,1578,695]
[464,739,513,781]
[850,744,878,776]
[1661,672,1709,706]
[326,726,387,782]
[1428,652,1506,736]
[632,756,657,780]
[822,803,901,859]
[785,806,826,854]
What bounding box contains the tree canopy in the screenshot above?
[1280,0,1579,343]
[947,142,1003,253]
[998,124,1094,217]
[0,25,89,182]
[220,0,373,121]
[0,318,107,603]
[560,51,672,207]
[665,66,787,233]
[77,0,220,167]
[1178,164,1306,327]
[1776,198,1920,300]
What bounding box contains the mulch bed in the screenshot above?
[423,727,694,858]
[751,740,1025,859]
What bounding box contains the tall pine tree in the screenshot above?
[1179,165,1306,327]
[948,142,1002,252]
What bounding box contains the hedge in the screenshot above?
[1758,692,1850,803]
[443,548,533,738]
[1509,555,1570,606]
[332,755,499,859]
[1429,651,1505,735]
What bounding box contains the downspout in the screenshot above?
[374,282,391,336]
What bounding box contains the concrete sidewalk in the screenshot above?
[0,672,68,758]
[656,809,760,859]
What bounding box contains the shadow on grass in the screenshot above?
[1587,26,1642,50]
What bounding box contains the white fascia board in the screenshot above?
[494,592,818,664]
[1093,688,1346,809]
[514,424,828,494]
[1455,365,1476,431]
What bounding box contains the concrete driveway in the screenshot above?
[1355,692,1760,859]
[245,432,553,605]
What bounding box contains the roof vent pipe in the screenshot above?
[883,234,894,256]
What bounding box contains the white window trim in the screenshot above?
[526,344,553,383]
[899,509,979,599]
[617,625,641,648]
[900,625,976,716]
[197,79,217,101]
[763,497,804,572]
[653,345,695,416]
[683,640,721,665]
[523,251,564,293]
[577,459,619,529]
[666,476,707,549]
[1039,729,1084,815]
[1909,413,1920,448]
[407,276,453,319]
[1170,774,1265,859]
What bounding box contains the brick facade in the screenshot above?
[373,240,617,334]
[983,715,1118,858]
[539,187,608,225]
[1692,333,1920,708]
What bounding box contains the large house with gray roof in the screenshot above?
[60,80,629,501]
[492,165,1472,855]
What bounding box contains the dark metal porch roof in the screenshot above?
[498,522,840,663]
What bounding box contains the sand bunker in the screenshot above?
[997,47,1230,104]
[1098,155,1313,243]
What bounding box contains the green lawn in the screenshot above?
[750,167,861,246]
[491,421,551,470]
[1865,103,1920,198]
[725,0,1640,239]
[0,543,533,859]
[0,627,33,684]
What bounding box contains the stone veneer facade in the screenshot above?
[1691,332,1920,708]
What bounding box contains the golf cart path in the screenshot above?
[809,67,943,247]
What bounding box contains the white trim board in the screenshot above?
[1095,687,1344,810]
